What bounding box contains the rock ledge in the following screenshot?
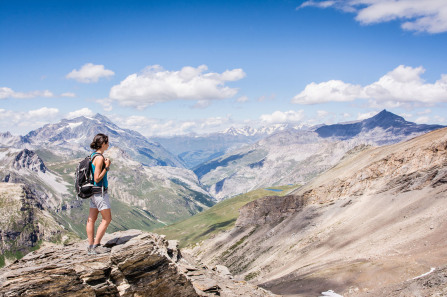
[0,230,279,297]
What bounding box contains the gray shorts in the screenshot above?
[90,193,111,211]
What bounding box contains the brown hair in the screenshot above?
[90,133,109,150]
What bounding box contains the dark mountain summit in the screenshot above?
[13,149,47,173]
[315,109,444,140]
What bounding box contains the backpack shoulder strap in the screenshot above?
[90,152,105,166]
[91,152,103,160]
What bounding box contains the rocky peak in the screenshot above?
[13,149,47,173]
[93,113,114,124]
[363,109,408,129]
[315,109,444,139]
[0,229,279,297]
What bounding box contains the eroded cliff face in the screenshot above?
[0,230,279,297]
[0,183,69,267]
[190,127,447,296]
[235,195,306,228]
[295,128,447,204]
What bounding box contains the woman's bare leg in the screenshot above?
[86,208,99,246]
[94,208,112,245]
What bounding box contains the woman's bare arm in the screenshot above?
[93,156,107,183]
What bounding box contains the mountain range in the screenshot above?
[194,110,444,200]
[0,109,444,269]
[152,123,306,169]
[2,114,183,167]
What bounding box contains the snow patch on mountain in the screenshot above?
[67,122,83,129]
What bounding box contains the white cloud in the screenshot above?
[260,110,305,123]
[201,116,230,128]
[293,65,447,106]
[317,110,329,117]
[298,0,447,34]
[418,109,431,115]
[108,65,246,109]
[193,100,211,109]
[0,87,54,99]
[0,108,60,134]
[61,92,76,98]
[434,115,446,123]
[66,63,115,83]
[298,0,336,9]
[113,114,234,136]
[357,111,379,120]
[28,107,59,118]
[96,98,114,112]
[180,121,197,131]
[415,116,430,124]
[0,87,78,99]
[66,108,94,119]
[237,96,249,103]
[257,94,276,102]
[292,80,364,104]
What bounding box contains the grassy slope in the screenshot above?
[156,184,300,248]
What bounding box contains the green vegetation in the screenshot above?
[244,271,260,281]
[53,198,165,239]
[156,184,299,248]
[0,240,44,268]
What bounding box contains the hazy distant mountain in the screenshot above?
[23,114,183,167]
[196,110,445,200]
[0,132,26,148]
[153,123,307,169]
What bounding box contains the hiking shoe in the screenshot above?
[92,244,111,254]
[87,246,96,255]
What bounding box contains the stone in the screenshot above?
[213,265,232,278]
[0,230,280,297]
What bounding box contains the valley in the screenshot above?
[183,127,447,296]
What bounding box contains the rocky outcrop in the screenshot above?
[294,127,447,204]
[235,195,306,227]
[0,230,280,297]
[12,149,47,173]
[0,183,69,267]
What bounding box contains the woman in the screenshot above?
[86,133,112,255]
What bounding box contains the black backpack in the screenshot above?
[75,153,102,199]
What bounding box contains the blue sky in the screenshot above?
[1,0,447,136]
